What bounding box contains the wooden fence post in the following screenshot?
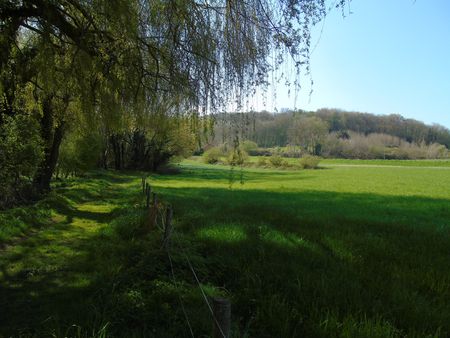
[142,177,145,194]
[162,206,173,250]
[212,297,231,338]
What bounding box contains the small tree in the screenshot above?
[241,140,258,154]
[269,155,284,167]
[203,147,222,164]
[299,155,321,169]
[227,148,249,166]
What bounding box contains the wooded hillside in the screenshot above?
[212,109,450,159]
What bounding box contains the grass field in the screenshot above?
[242,155,450,168]
[1,159,450,337]
[320,158,450,167]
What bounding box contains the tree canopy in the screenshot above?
[0,0,347,204]
[1,0,347,110]
[211,109,450,159]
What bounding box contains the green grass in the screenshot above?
[320,158,450,167]
[1,162,450,337]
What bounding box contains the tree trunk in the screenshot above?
[110,134,123,170]
[102,147,109,169]
[33,96,65,194]
[120,142,125,169]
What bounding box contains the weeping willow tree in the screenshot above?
[0,0,348,196]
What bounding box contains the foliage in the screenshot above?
[203,147,222,164]
[226,148,249,166]
[288,116,329,155]
[213,111,450,157]
[57,131,104,177]
[299,155,321,169]
[324,132,449,160]
[241,140,258,153]
[1,0,349,198]
[0,113,43,208]
[316,108,450,148]
[257,156,268,167]
[269,155,284,167]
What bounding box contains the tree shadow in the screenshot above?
[153,165,315,186]
[159,186,450,336]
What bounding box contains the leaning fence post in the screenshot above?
[212,298,231,338]
[162,206,173,251]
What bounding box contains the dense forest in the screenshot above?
[212,109,450,159]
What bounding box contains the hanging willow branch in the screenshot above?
[1,0,349,116]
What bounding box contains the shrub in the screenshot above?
[203,147,222,164]
[0,113,43,208]
[58,131,103,177]
[226,148,249,166]
[269,155,283,167]
[257,156,268,167]
[299,155,321,169]
[281,159,290,168]
[241,140,258,153]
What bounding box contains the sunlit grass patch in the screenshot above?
[76,203,116,214]
[197,223,247,243]
[261,227,319,252]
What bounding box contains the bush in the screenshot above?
[281,159,290,168]
[269,155,283,167]
[226,148,249,166]
[203,147,222,164]
[0,113,43,208]
[299,155,321,169]
[241,140,258,153]
[257,156,268,167]
[58,131,103,177]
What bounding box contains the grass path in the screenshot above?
[0,172,142,337]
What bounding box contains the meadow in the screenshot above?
[1,159,450,337]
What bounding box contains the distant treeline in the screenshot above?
[212,109,450,159]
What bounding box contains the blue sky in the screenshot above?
[256,0,450,128]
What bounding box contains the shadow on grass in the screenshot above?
[154,165,316,185]
[1,175,449,337]
[159,186,450,337]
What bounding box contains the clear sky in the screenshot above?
[255,0,450,128]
